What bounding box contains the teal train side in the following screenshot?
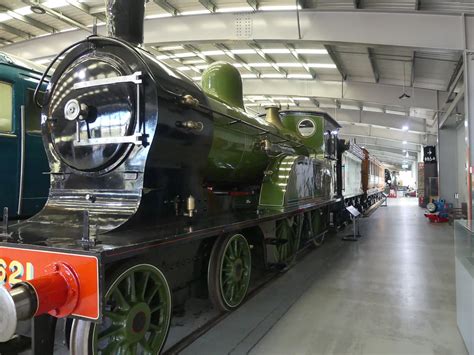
[0,52,49,219]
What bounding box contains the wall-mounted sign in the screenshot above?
[423,145,437,164]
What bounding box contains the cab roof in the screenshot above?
[0,52,45,75]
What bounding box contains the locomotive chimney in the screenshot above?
[106,0,146,45]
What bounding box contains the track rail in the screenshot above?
[162,243,318,355]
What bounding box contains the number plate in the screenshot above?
[0,247,100,320]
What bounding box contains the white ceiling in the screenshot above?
[0,0,467,168]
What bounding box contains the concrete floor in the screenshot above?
[182,198,468,355]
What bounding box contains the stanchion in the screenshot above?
[342,206,362,241]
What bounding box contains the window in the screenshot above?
[0,82,13,132]
[25,89,44,134]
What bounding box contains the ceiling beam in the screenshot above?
[3,11,471,58]
[324,45,348,80]
[153,0,179,15]
[65,0,106,22]
[199,0,217,12]
[215,43,261,77]
[0,5,56,34]
[367,47,380,83]
[241,79,443,111]
[249,42,288,76]
[410,51,416,87]
[247,0,259,11]
[22,1,90,32]
[446,55,463,93]
[0,23,31,39]
[286,43,318,79]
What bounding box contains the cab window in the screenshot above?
[0,82,13,132]
[25,89,44,134]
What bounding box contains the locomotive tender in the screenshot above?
[0,1,384,353]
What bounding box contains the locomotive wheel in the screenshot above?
[275,215,301,265]
[208,234,252,311]
[70,263,172,355]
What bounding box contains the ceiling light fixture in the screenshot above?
[30,5,46,14]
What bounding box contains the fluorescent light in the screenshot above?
[402,125,409,131]
[192,76,202,81]
[59,27,75,33]
[402,141,408,144]
[248,96,267,101]
[156,55,169,60]
[173,52,196,58]
[262,49,290,54]
[201,50,225,56]
[181,10,210,16]
[307,63,337,69]
[260,5,302,11]
[341,104,361,111]
[272,97,290,101]
[248,63,272,68]
[292,97,310,101]
[182,59,206,65]
[158,45,183,51]
[231,49,256,55]
[195,64,209,70]
[245,103,260,107]
[386,110,406,116]
[261,74,286,78]
[177,66,191,71]
[0,13,11,22]
[363,106,383,113]
[295,49,328,55]
[43,0,68,9]
[287,74,313,79]
[216,6,254,13]
[14,6,33,15]
[145,13,172,19]
[241,74,258,79]
[276,63,303,68]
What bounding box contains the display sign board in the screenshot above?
[423,145,437,163]
[346,206,361,218]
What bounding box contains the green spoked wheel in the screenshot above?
[208,234,252,311]
[275,215,301,265]
[70,263,172,355]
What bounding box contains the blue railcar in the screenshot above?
[0,52,49,218]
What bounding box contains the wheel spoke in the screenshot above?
[128,272,136,303]
[100,339,121,355]
[112,288,130,310]
[150,304,162,314]
[98,325,122,341]
[104,310,125,323]
[147,287,159,304]
[140,272,150,301]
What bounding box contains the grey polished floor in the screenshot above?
[183,198,468,355]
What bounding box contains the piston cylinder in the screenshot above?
[0,263,79,342]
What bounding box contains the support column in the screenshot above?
[464,52,474,219]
